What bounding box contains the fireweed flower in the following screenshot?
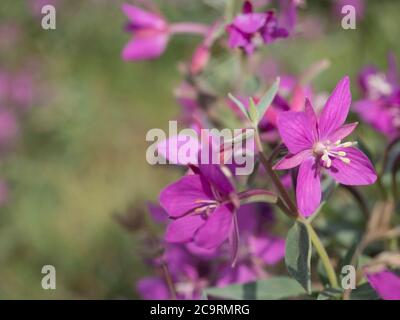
[0,71,34,111]
[137,245,209,300]
[227,1,288,54]
[121,3,209,61]
[160,163,239,250]
[216,203,285,286]
[137,244,214,300]
[354,54,400,139]
[366,269,400,300]
[274,76,377,216]
[138,203,284,299]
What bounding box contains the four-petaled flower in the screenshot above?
[274,76,377,216]
[160,164,238,249]
[227,1,288,55]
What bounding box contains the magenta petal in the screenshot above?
[121,3,166,29]
[216,263,258,286]
[157,134,200,165]
[159,175,213,217]
[318,76,351,139]
[277,111,315,154]
[328,122,358,142]
[147,202,168,223]
[165,214,206,243]
[353,100,396,138]
[122,33,168,61]
[233,13,267,33]
[274,149,312,170]
[136,277,170,300]
[366,269,400,300]
[327,147,377,185]
[305,99,319,141]
[296,157,321,217]
[197,164,235,196]
[248,235,285,265]
[227,26,249,48]
[194,204,233,249]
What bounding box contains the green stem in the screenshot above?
[255,130,298,217]
[305,221,339,288]
[255,129,338,289]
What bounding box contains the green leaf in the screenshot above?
[256,77,280,122]
[248,97,259,125]
[317,287,343,300]
[205,276,305,300]
[285,221,312,294]
[239,189,278,205]
[228,93,249,120]
[350,282,380,300]
[339,242,358,275]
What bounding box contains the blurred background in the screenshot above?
[0,0,398,299]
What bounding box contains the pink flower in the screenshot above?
[121,3,209,61]
[227,1,288,55]
[121,3,169,61]
[274,76,377,216]
[160,164,237,249]
[353,53,400,139]
[366,269,400,300]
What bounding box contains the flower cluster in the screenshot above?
[121,0,399,300]
[137,202,285,299]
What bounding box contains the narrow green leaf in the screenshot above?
[239,189,278,205]
[317,287,343,300]
[228,93,249,120]
[256,77,280,122]
[223,129,255,144]
[248,97,259,125]
[205,276,305,300]
[285,221,312,294]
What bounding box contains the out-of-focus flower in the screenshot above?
[121,2,209,61]
[279,0,304,33]
[274,76,377,216]
[354,54,400,139]
[160,164,238,250]
[333,0,365,20]
[137,276,170,300]
[28,0,61,16]
[0,71,34,111]
[366,269,400,300]
[216,203,285,286]
[138,203,285,299]
[121,3,169,61]
[189,22,222,75]
[227,1,288,54]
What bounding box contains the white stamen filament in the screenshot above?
[313,139,357,168]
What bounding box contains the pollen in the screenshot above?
[313,139,357,168]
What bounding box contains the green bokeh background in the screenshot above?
[0,0,398,299]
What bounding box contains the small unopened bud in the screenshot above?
[190,45,210,75]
